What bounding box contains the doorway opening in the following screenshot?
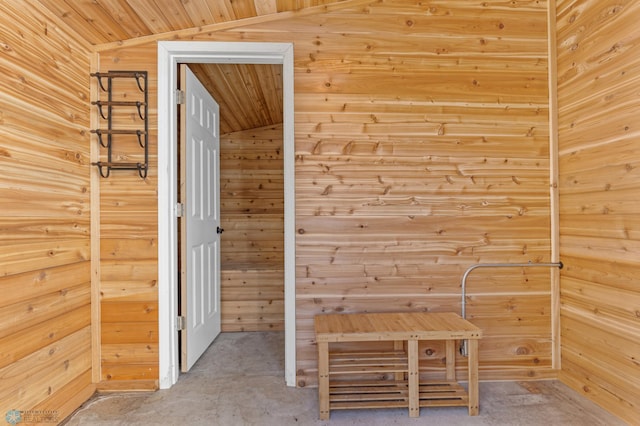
[158,42,296,389]
[178,62,285,371]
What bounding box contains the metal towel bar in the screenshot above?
[459,261,563,356]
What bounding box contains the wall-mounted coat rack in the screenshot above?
[90,71,148,178]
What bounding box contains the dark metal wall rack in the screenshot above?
[90,71,148,178]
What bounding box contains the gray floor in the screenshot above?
[63,332,625,426]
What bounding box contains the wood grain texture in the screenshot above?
[0,1,93,419]
[220,125,284,331]
[94,0,554,389]
[556,0,640,422]
[190,63,283,134]
[89,48,159,387]
[31,0,351,46]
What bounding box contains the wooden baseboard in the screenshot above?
[96,380,158,392]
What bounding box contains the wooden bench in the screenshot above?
[314,312,482,419]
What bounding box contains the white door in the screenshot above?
[179,64,221,372]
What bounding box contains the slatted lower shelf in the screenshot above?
[328,380,469,411]
[419,382,469,407]
[329,380,409,410]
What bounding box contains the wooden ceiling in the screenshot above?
[189,63,283,135]
[32,0,348,134]
[34,0,348,45]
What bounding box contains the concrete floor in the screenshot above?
[63,332,625,426]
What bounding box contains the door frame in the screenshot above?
[157,41,296,388]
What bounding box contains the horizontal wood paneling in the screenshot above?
[0,1,93,419]
[0,240,90,278]
[220,125,284,331]
[101,343,158,364]
[8,0,634,421]
[556,0,640,422]
[101,322,158,345]
[100,363,159,382]
[256,0,551,384]
[0,327,92,421]
[91,48,159,387]
[0,305,90,370]
[95,0,553,388]
[32,370,95,425]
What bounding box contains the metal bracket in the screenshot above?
[175,203,185,218]
[176,316,186,331]
[175,89,185,105]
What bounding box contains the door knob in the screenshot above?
[217,226,225,234]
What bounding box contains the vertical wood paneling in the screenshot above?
[97,0,553,390]
[220,124,285,332]
[556,0,640,422]
[0,1,94,421]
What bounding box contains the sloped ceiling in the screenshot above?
[33,0,347,133]
[34,0,348,45]
[189,63,283,135]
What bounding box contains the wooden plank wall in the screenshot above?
[556,0,640,422]
[0,2,95,421]
[220,124,285,332]
[96,0,553,388]
[94,51,159,391]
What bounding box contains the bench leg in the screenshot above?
[445,339,456,381]
[394,340,405,381]
[467,339,479,416]
[318,341,330,420]
[408,339,420,417]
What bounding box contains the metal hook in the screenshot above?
[91,101,108,120]
[137,163,148,179]
[135,101,145,120]
[92,162,111,178]
[134,73,145,92]
[135,130,146,148]
[90,73,109,92]
[90,130,110,148]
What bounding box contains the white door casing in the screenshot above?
[179,64,221,372]
[157,42,296,388]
